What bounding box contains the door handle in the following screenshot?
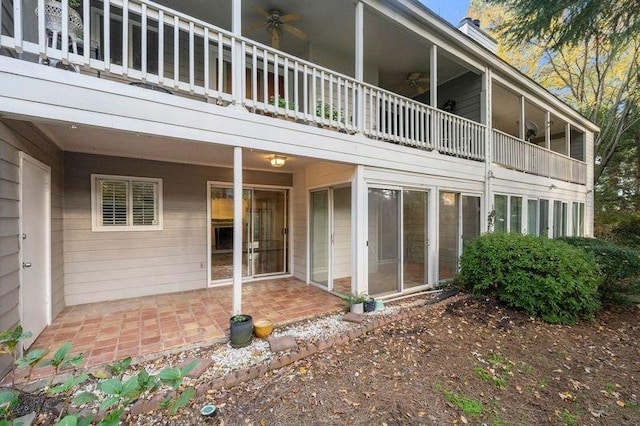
[23,262,32,268]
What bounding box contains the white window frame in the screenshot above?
[91,174,163,232]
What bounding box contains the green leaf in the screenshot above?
[16,348,47,369]
[49,373,89,395]
[180,360,199,376]
[0,390,18,415]
[51,343,73,367]
[98,378,124,396]
[77,415,93,426]
[96,408,123,426]
[169,388,196,416]
[62,353,85,369]
[98,396,119,412]
[121,376,139,399]
[72,392,98,406]
[55,415,78,426]
[158,368,182,389]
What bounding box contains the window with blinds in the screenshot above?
[92,175,162,231]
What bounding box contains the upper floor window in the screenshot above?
[91,174,163,231]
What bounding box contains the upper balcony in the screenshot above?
[0,0,587,184]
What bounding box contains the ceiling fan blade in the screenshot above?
[252,5,271,18]
[271,30,280,49]
[282,24,307,40]
[418,76,430,83]
[280,13,300,23]
[246,22,267,33]
[416,84,427,94]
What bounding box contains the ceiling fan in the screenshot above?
[246,6,307,49]
[525,120,539,141]
[406,71,430,95]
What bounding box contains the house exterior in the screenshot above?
[0,0,596,372]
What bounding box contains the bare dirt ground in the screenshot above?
[150,296,640,425]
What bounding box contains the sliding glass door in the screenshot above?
[403,190,428,289]
[210,185,287,283]
[309,186,352,294]
[368,188,400,295]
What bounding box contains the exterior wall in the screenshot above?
[415,71,483,123]
[0,120,64,376]
[63,152,292,305]
[291,162,356,284]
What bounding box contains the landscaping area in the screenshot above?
[2,234,640,425]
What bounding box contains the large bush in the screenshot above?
[459,233,600,325]
[595,213,640,250]
[558,237,640,300]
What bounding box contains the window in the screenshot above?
[539,199,549,237]
[92,174,163,231]
[553,200,568,238]
[494,195,508,233]
[510,196,522,234]
[527,199,538,235]
[572,202,585,237]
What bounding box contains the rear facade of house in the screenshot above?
[0,0,596,374]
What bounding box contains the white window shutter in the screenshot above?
[132,181,158,225]
[100,179,128,226]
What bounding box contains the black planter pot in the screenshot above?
[229,314,253,348]
[363,299,376,313]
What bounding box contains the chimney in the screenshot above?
[457,17,497,54]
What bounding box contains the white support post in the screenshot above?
[430,45,438,108]
[565,122,571,156]
[482,68,493,232]
[545,111,551,149]
[13,0,23,53]
[232,146,243,315]
[230,0,244,108]
[353,166,367,296]
[519,96,525,140]
[355,1,364,133]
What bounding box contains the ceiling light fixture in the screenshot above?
[270,155,286,168]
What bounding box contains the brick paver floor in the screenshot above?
[24,277,344,378]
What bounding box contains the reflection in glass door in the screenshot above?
[309,187,352,294]
[403,191,428,288]
[210,185,287,282]
[439,192,459,280]
[462,196,481,249]
[368,189,399,295]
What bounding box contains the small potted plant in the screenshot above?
[343,293,366,314]
[363,297,376,313]
[229,314,253,348]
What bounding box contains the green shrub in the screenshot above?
[610,216,640,250]
[459,233,600,324]
[558,237,640,300]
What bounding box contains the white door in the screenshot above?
[20,153,51,349]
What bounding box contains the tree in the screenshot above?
[469,0,640,203]
[485,0,640,51]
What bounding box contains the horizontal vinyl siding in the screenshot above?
[292,170,307,282]
[63,152,292,305]
[0,119,64,377]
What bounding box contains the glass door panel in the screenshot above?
[439,192,459,280]
[211,187,251,280]
[252,190,286,276]
[368,189,399,295]
[310,190,329,287]
[462,196,481,249]
[332,187,352,294]
[403,191,428,289]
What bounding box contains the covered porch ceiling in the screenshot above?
[34,121,321,172]
[155,0,475,98]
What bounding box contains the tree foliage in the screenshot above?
[469,0,640,209]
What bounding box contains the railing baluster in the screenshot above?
[273,53,279,112]
[337,77,342,127]
[203,27,209,96]
[82,0,90,64]
[157,9,163,84]
[262,48,268,108]
[217,33,223,95]
[293,61,299,117]
[141,4,147,78]
[38,0,46,58]
[122,0,129,74]
[188,22,195,92]
[103,0,110,71]
[173,15,179,88]
[303,64,309,118]
[283,57,289,115]
[251,45,257,107]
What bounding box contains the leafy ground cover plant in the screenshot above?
[459,233,600,324]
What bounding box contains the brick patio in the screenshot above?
[25,277,344,377]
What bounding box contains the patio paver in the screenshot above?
[25,277,344,379]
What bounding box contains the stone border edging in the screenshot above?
[129,289,465,416]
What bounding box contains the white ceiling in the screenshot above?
[35,122,317,172]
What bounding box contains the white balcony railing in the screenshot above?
[1,0,489,161]
[492,129,587,184]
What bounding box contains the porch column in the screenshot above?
[565,122,571,156]
[545,111,551,149]
[519,96,525,140]
[482,67,493,232]
[353,165,367,296]
[355,1,365,132]
[231,0,244,108]
[232,146,243,315]
[429,45,438,108]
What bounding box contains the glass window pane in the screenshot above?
[527,199,538,235]
[132,181,157,225]
[403,191,427,289]
[553,201,562,238]
[368,189,399,295]
[510,196,522,233]
[539,199,549,236]
[100,180,128,226]
[439,192,459,280]
[494,195,507,233]
[332,187,352,294]
[310,191,329,286]
[462,196,481,248]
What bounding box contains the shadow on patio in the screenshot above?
[28,278,344,375]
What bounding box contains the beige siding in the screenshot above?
[0,120,64,377]
[63,152,292,305]
[291,170,307,282]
